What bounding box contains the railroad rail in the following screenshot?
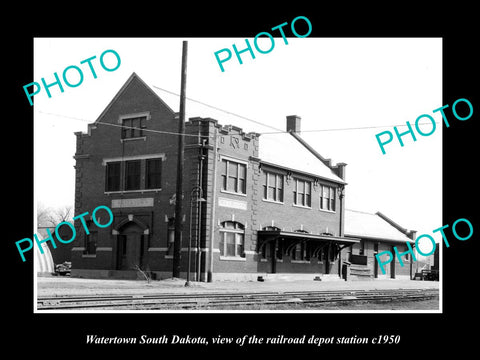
[37,288,439,310]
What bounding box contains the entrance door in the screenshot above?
[117,222,143,270]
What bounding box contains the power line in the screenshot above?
[259,122,443,135]
[151,84,441,135]
[36,109,441,138]
[151,84,284,133]
[36,110,209,139]
[36,84,442,138]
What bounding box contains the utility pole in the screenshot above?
[173,41,188,278]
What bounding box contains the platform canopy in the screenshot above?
[257,229,360,246]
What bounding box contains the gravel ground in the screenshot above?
[36,276,440,311]
[37,275,440,297]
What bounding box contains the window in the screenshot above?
[263,172,284,202]
[293,179,311,207]
[84,231,97,255]
[320,185,336,211]
[105,162,121,191]
[121,116,146,139]
[221,159,246,194]
[146,158,162,189]
[104,156,164,192]
[125,160,141,190]
[292,242,309,261]
[219,221,245,258]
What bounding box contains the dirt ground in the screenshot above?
[36,275,440,297]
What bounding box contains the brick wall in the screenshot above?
[72,74,190,275]
[72,73,351,280]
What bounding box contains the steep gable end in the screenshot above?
[94,72,175,125]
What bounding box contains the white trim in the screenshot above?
[262,198,284,205]
[219,256,246,262]
[118,111,151,123]
[120,137,146,143]
[111,197,154,208]
[102,153,165,165]
[148,247,211,253]
[148,247,168,252]
[292,204,312,210]
[218,197,248,209]
[219,189,248,197]
[318,208,336,214]
[105,189,162,195]
[219,154,249,166]
[243,250,256,255]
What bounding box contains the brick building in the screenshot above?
[71,72,415,281]
[344,210,417,280]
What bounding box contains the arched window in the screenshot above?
[219,221,245,258]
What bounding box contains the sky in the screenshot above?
[33,37,442,249]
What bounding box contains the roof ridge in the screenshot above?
[94,72,175,124]
[345,208,376,215]
[288,130,331,166]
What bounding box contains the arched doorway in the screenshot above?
[117,221,145,271]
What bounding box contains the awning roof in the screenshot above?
[257,230,360,245]
[344,209,415,244]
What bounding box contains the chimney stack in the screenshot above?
[286,115,301,134]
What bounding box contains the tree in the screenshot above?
[37,203,73,228]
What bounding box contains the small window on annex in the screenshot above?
[219,221,245,258]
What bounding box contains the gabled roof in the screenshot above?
[259,132,345,183]
[94,72,175,123]
[344,209,415,244]
[113,73,345,183]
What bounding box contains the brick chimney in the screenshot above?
[286,115,301,134]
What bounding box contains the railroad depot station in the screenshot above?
[41,73,430,282]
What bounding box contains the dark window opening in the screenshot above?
[125,160,141,190]
[106,162,121,191]
[122,116,146,139]
[146,158,162,189]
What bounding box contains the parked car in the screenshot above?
[55,262,71,276]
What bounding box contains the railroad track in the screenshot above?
[37,288,438,310]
